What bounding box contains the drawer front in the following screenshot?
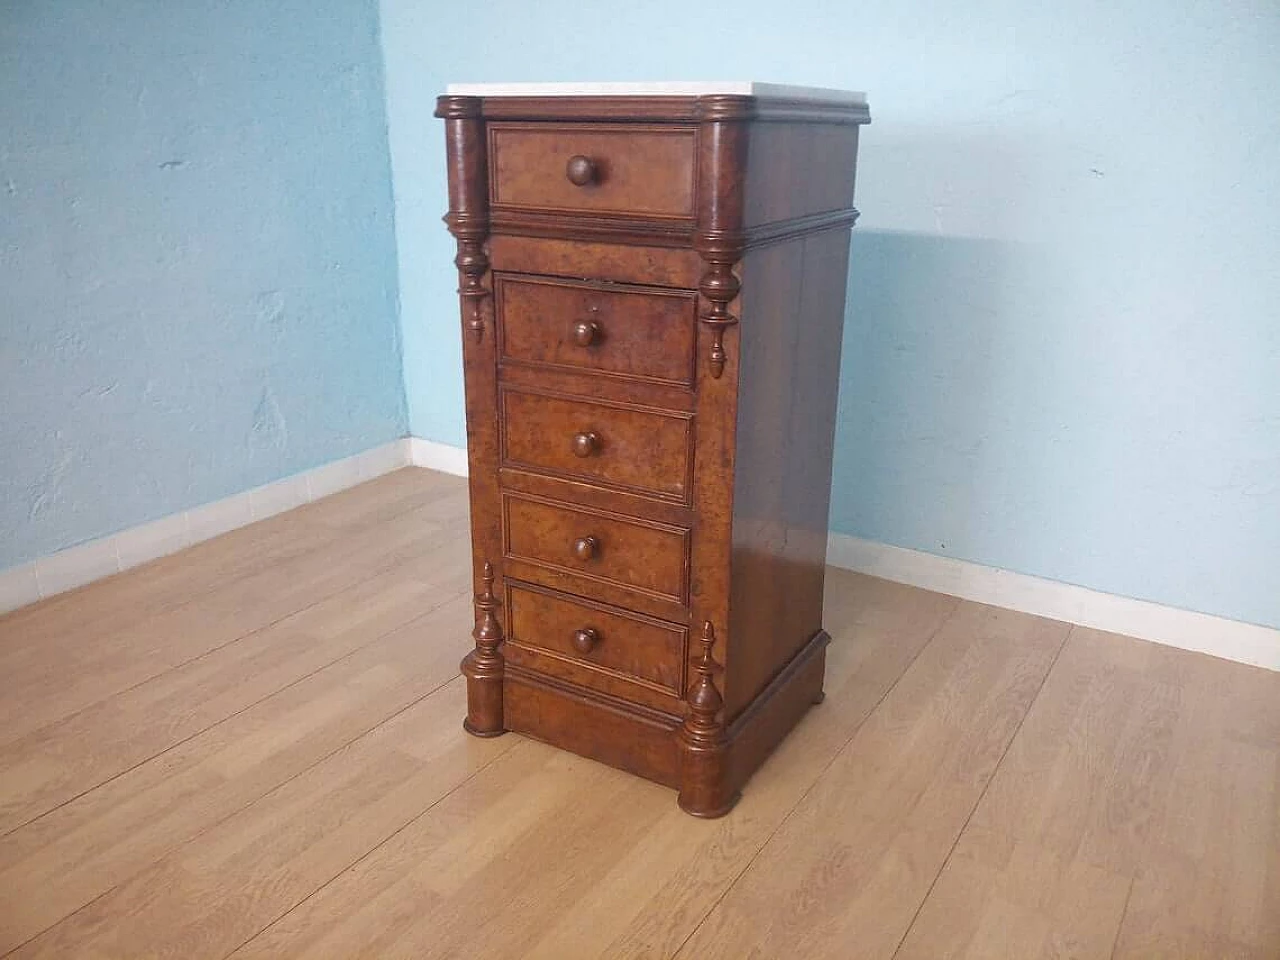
[497,275,697,387]
[504,493,689,604]
[501,388,693,502]
[507,582,687,697]
[489,123,696,218]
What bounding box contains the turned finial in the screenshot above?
[688,621,724,717]
[474,561,501,644]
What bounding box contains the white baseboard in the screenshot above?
[6,438,1274,675]
[393,440,1280,672]
[0,439,412,615]
[407,437,470,477]
[827,532,1280,672]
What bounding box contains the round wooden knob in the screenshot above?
[572,535,600,561]
[571,431,600,458]
[571,320,600,347]
[572,627,600,654]
[566,155,596,186]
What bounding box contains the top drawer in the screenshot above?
[488,123,696,219]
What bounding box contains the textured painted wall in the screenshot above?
[380,0,1280,628]
[1,0,407,569]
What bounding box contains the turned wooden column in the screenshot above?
[678,622,736,817]
[463,561,505,737]
[693,95,750,380]
[436,95,506,737]
[676,96,752,815]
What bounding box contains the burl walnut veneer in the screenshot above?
[436,81,870,817]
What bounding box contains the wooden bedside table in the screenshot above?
[436,81,869,817]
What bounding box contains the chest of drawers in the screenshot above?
[436,82,869,817]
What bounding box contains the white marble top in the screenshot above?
[445,81,866,105]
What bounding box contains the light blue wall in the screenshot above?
[381,0,1280,629]
[1,0,408,569]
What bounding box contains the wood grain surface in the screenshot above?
[0,469,1275,958]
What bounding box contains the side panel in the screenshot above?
[724,229,854,719]
[721,113,861,721]
[743,123,861,228]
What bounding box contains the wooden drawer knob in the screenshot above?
[565,155,597,186]
[571,431,600,458]
[572,627,600,654]
[571,320,600,347]
[572,535,600,561]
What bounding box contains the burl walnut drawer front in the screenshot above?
[504,493,689,604]
[488,123,696,218]
[500,388,693,502]
[496,275,698,387]
[507,582,687,697]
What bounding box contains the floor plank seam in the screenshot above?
[3,573,355,755]
[0,478,453,667]
[0,584,472,840]
[0,853,121,960]
[0,484,420,646]
[1103,670,1198,960]
[1107,874,1137,959]
[13,475,1273,958]
[887,622,1075,960]
[218,732,526,959]
[2,594,305,749]
[670,596,964,959]
[3,669,468,957]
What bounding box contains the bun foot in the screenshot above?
[462,719,507,738]
[678,790,741,819]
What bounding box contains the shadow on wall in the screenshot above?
[830,228,1066,573]
[829,222,1280,631]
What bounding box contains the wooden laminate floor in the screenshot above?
[1,468,1276,959]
